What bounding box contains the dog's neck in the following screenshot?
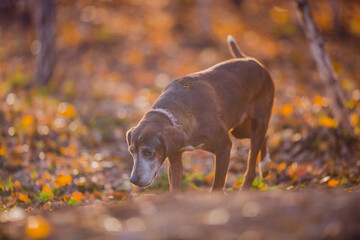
[147,108,182,130]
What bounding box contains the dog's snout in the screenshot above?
[130,175,140,185]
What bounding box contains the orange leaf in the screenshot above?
[0,145,6,156]
[42,185,53,197]
[328,179,339,187]
[232,179,242,189]
[204,172,214,185]
[280,104,293,116]
[60,145,77,156]
[61,195,71,201]
[19,193,31,203]
[313,96,323,106]
[25,216,51,239]
[277,162,287,171]
[55,175,72,187]
[71,191,83,201]
[14,181,21,189]
[21,115,35,127]
[57,102,76,118]
[319,116,337,128]
[350,113,359,126]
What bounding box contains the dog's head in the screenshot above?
[126,124,187,187]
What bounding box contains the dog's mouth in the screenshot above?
[130,171,158,188]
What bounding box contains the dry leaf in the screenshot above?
[328,179,339,187]
[55,175,72,187]
[25,216,51,239]
[71,191,84,201]
[19,193,31,203]
[21,115,34,127]
[280,104,293,116]
[319,116,337,128]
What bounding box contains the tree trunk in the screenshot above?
[294,0,353,135]
[196,0,212,41]
[34,0,56,87]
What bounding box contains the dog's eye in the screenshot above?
[142,149,153,157]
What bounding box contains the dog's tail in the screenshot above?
[227,35,246,58]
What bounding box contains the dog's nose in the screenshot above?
[130,175,140,185]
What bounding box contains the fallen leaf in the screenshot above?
[204,172,214,185]
[57,102,76,118]
[61,195,71,201]
[25,216,51,239]
[328,179,339,187]
[318,116,337,128]
[277,162,287,171]
[0,145,6,155]
[280,104,293,116]
[19,193,31,203]
[71,191,83,201]
[14,181,21,189]
[350,113,359,126]
[21,115,34,127]
[55,175,72,187]
[42,172,52,180]
[42,185,53,197]
[313,96,323,106]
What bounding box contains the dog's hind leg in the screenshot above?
[241,117,268,190]
[168,152,183,193]
[231,118,271,180]
[258,136,271,178]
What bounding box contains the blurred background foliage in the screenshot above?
[0,0,359,209]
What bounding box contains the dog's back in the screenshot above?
[155,36,274,130]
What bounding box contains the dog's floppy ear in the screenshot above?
[162,126,187,156]
[126,128,134,146]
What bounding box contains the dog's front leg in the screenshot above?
[212,138,232,191]
[168,152,183,193]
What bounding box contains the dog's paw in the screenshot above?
[258,160,271,179]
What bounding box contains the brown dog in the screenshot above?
[126,36,274,192]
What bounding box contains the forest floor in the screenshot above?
[1,0,360,239]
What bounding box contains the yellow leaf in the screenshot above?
[0,145,6,156]
[328,179,339,187]
[280,104,293,116]
[42,185,53,197]
[319,116,337,128]
[270,7,289,24]
[19,193,31,203]
[350,113,359,126]
[71,191,83,201]
[21,115,34,127]
[57,102,76,118]
[25,216,51,239]
[55,175,72,187]
[277,162,287,171]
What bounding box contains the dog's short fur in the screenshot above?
[126,36,274,192]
